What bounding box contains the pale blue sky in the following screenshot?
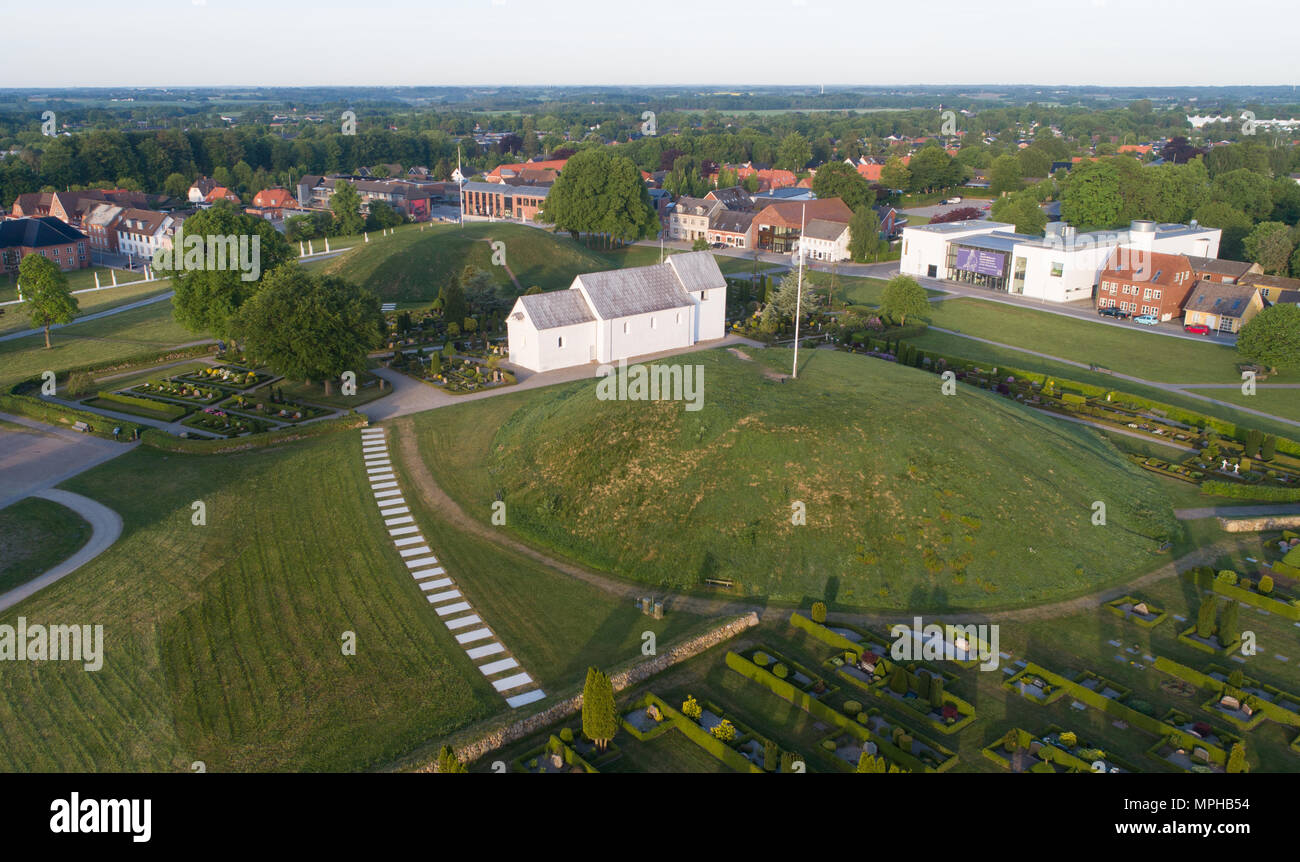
[3,0,1297,88]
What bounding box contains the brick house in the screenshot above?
[459,181,548,221]
[1096,250,1197,321]
[706,210,756,249]
[1185,256,1262,284]
[0,217,90,274]
[750,198,853,254]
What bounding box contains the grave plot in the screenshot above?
[511,734,600,774]
[181,408,269,437]
[218,393,330,423]
[127,379,226,405]
[1104,595,1168,628]
[174,364,274,391]
[982,727,1131,774]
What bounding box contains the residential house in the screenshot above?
[669,196,723,243]
[114,208,181,264]
[750,198,853,254]
[0,217,90,274]
[188,177,217,203]
[1185,256,1261,284]
[83,203,125,253]
[247,188,298,220]
[1095,250,1197,321]
[1183,282,1263,333]
[1241,273,1300,304]
[506,251,726,373]
[704,186,754,211]
[706,210,756,249]
[796,219,850,262]
[486,158,567,184]
[204,186,241,206]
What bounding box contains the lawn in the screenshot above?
[0,266,149,304]
[0,279,169,335]
[0,299,198,390]
[0,496,93,594]
[1196,387,1300,425]
[0,426,709,771]
[324,222,675,301]
[409,346,1178,611]
[922,298,1265,385]
[904,328,1300,441]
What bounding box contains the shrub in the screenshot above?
[1059,731,1077,748]
[559,727,574,744]
[842,700,862,716]
[681,695,702,720]
[821,739,837,752]
[1216,570,1238,586]
[753,651,770,667]
[711,719,736,743]
[811,601,827,623]
[772,663,789,679]
[763,739,778,772]
[1259,576,1274,595]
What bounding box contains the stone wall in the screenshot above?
[412,612,760,772]
[1218,515,1300,532]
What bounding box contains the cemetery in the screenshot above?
[1104,595,1168,628]
[982,727,1131,773]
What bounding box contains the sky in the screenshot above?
[2,0,1298,88]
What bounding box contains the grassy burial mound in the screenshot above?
[323,222,669,302]
[423,348,1178,611]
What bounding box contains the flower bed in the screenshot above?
[129,379,225,404]
[218,393,327,423]
[181,408,269,438]
[175,364,272,391]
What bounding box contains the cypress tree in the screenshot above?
[581,667,617,751]
[1195,597,1217,639]
[1261,435,1276,461]
[1219,600,1240,647]
[436,745,468,773]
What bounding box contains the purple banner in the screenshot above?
[955,246,1005,277]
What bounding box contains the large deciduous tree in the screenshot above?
[542,148,658,247]
[991,194,1047,236]
[1237,304,1300,371]
[235,266,384,394]
[847,206,884,263]
[330,180,365,236]
[1060,159,1124,230]
[171,207,292,339]
[879,275,929,326]
[776,132,812,172]
[19,253,78,349]
[811,161,874,212]
[1243,221,1295,275]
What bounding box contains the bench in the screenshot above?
[704,578,735,589]
[71,421,90,433]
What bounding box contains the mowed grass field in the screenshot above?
[0,280,171,336]
[905,328,1300,441]
[0,298,198,390]
[0,428,707,771]
[0,497,92,594]
[923,298,1270,385]
[411,347,1178,611]
[324,222,672,301]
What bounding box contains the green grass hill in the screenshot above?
[416,347,1179,611]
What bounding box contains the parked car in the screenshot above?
[1134,314,1159,326]
[1098,306,1130,319]
[1184,323,1211,335]
[944,196,963,204]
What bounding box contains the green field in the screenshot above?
[0,497,93,594]
[0,427,706,771]
[0,299,198,390]
[324,223,671,301]
[410,346,1178,611]
[1194,387,1300,424]
[0,279,169,335]
[924,298,1269,385]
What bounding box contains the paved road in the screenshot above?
[0,488,123,613]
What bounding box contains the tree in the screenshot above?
[1219,600,1240,646]
[581,667,617,751]
[1261,435,1276,461]
[235,267,384,395]
[810,601,827,623]
[692,236,710,251]
[907,147,960,193]
[436,745,468,773]
[1192,201,1253,260]
[1243,221,1295,275]
[762,270,825,327]
[991,194,1047,235]
[542,147,658,246]
[170,206,293,339]
[329,180,365,236]
[1060,160,1124,229]
[811,161,874,212]
[889,665,910,694]
[1237,305,1300,371]
[1226,742,1249,774]
[1195,596,1217,639]
[18,253,78,349]
[930,676,944,709]
[776,132,811,172]
[879,156,911,192]
[848,206,884,263]
[163,172,191,199]
[1211,169,1273,221]
[879,275,929,326]
[439,270,469,326]
[989,154,1024,195]
[1259,576,1274,595]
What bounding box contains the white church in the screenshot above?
[506,251,728,373]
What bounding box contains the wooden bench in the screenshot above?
[71,421,90,433]
[704,578,735,589]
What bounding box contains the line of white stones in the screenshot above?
[360,427,546,709]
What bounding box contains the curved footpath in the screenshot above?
[0,488,123,613]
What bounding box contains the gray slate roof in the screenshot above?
[576,263,694,319]
[803,218,848,241]
[517,290,596,330]
[667,250,727,294]
[1184,281,1258,318]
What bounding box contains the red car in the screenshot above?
[1184,324,1211,335]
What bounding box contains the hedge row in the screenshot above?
[1013,661,1227,766]
[789,611,862,652]
[1153,656,1300,730]
[726,651,955,772]
[139,412,368,454]
[1200,480,1300,503]
[58,342,218,384]
[1185,568,1300,620]
[92,390,189,420]
[624,691,762,772]
[0,387,143,442]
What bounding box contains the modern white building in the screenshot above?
[899,219,1221,303]
[506,251,728,373]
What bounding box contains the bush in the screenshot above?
[559,727,574,744]
[811,601,827,623]
[1059,731,1077,748]
[681,695,702,720]
[772,663,789,680]
[711,719,736,743]
[1259,576,1274,594]
[821,739,837,752]
[753,651,770,667]
[842,700,862,716]
[1216,570,1238,586]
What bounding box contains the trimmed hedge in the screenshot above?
[1185,567,1300,620]
[91,390,189,420]
[789,611,861,653]
[1200,481,1300,503]
[140,412,368,454]
[0,384,144,442]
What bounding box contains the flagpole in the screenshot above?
[457,146,463,229]
[793,204,805,379]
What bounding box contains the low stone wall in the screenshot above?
[411,611,760,772]
[1218,515,1300,532]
